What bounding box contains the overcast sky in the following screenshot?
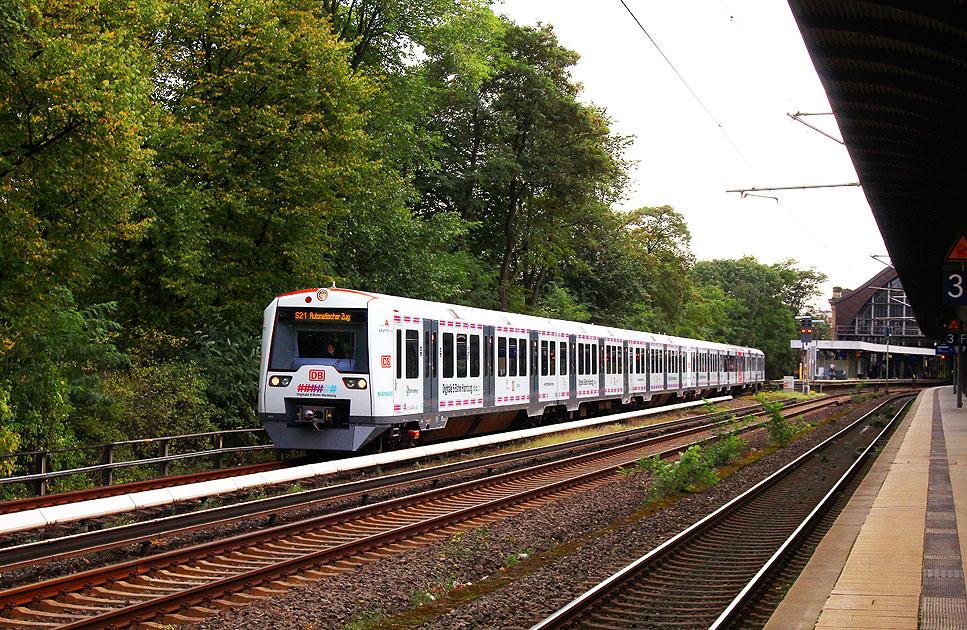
[497,0,889,311]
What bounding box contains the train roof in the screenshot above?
[272,287,762,355]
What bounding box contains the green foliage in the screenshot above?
[87,332,215,443]
[756,394,794,446]
[691,257,826,378]
[703,399,747,466]
[1,0,156,320]
[642,446,717,502]
[416,19,631,311]
[185,318,261,430]
[0,0,830,462]
[0,289,126,451]
[0,390,20,477]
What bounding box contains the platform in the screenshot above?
[766,386,967,630]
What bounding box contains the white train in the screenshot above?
[259,287,765,452]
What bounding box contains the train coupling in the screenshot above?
[296,405,335,431]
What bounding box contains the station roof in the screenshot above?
[786,1,967,340]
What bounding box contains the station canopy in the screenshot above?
[787,1,967,340]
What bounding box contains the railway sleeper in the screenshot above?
[62,592,121,606]
[101,580,179,595]
[161,612,210,625]
[9,606,82,622]
[91,584,158,600]
[0,617,59,629]
[36,599,112,614]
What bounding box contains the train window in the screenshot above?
[577,343,584,375]
[508,338,518,377]
[425,331,431,376]
[618,346,623,373]
[592,344,598,374]
[405,330,419,379]
[498,337,507,377]
[456,333,468,378]
[560,342,567,375]
[443,333,454,378]
[519,338,527,376]
[487,335,493,376]
[550,341,556,376]
[396,330,402,379]
[470,335,480,377]
[541,340,549,376]
[432,332,438,377]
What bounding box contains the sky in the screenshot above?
[497,0,890,311]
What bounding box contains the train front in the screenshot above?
[258,288,389,452]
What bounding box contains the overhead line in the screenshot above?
[617,0,746,161]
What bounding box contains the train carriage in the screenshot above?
[259,287,765,452]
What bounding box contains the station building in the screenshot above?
[793,266,949,380]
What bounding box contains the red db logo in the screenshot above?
[381,355,392,368]
[308,370,325,381]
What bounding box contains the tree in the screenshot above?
[97,0,392,332]
[416,20,631,311]
[691,257,824,378]
[1,0,156,450]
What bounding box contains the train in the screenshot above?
[258,287,765,452]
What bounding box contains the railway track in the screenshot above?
[0,396,842,628]
[0,397,824,575]
[0,398,764,520]
[528,394,912,630]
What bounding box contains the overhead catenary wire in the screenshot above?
[617,0,746,162]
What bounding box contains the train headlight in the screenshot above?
[316,288,329,301]
[342,377,368,390]
[268,375,292,387]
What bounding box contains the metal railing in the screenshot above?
[0,428,273,497]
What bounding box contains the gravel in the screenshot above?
[188,394,896,630]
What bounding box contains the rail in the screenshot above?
[0,428,272,497]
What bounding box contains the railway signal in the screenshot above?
[799,316,813,344]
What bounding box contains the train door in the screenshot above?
[623,341,630,397]
[422,320,437,413]
[568,335,577,407]
[598,338,606,394]
[530,331,539,403]
[556,336,568,400]
[483,326,495,408]
[394,319,423,415]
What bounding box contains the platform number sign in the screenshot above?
[944,272,967,305]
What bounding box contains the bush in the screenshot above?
[0,289,126,452]
[756,394,794,446]
[75,330,215,448]
[643,446,717,502]
[185,317,261,430]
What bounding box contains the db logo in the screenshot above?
[381,355,392,368]
[308,370,325,381]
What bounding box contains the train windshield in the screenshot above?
[269,307,369,373]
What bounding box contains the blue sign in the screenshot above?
[936,345,956,355]
[943,272,967,305]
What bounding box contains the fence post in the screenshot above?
[101,444,114,487]
[33,452,47,497]
[213,433,223,469]
[158,439,170,478]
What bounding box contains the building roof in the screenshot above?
[787,1,967,339]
